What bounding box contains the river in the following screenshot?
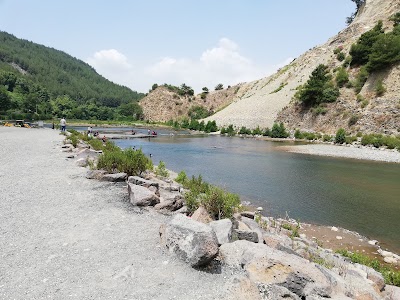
[72,126,400,253]
[113,132,400,253]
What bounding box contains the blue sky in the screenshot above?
[0,0,355,93]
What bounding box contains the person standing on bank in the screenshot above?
[60,117,66,132]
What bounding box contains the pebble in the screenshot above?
[336,236,343,240]
[368,240,378,245]
[331,226,338,232]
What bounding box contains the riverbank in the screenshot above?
[278,143,400,163]
[0,126,232,299]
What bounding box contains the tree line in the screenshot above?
[0,31,144,121]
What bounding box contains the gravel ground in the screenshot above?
[281,143,400,163]
[0,127,233,300]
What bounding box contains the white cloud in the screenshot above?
[87,49,131,71]
[86,39,293,93]
[146,37,267,92]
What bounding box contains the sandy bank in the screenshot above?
[279,143,400,163]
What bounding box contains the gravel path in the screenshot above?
[0,127,232,300]
[281,143,400,163]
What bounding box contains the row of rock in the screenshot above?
[64,138,399,299]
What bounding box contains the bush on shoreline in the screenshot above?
[97,147,152,176]
[336,249,400,286]
[176,171,241,219]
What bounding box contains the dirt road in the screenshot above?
[0,127,230,300]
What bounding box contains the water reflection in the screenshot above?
[113,134,400,252]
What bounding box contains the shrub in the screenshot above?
[345,136,357,144]
[348,114,359,127]
[336,249,400,286]
[270,82,287,94]
[350,21,384,66]
[215,83,224,90]
[335,67,349,87]
[295,64,339,107]
[175,170,188,184]
[88,138,104,151]
[375,79,386,96]
[155,160,169,177]
[335,128,346,144]
[262,128,271,137]
[271,123,289,138]
[311,105,328,116]
[354,66,369,93]
[252,126,263,136]
[336,52,346,61]
[221,124,236,136]
[367,33,400,72]
[69,135,79,147]
[361,99,369,108]
[188,105,210,120]
[323,134,332,142]
[201,186,240,219]
[97,147,152,176]
[239,126,251,135]
[294,129,303,139]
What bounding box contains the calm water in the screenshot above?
[111,133,400,252]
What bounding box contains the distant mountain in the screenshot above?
[0,31,144,120]
[204,0,400,135]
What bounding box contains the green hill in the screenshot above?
[0,31,144,121]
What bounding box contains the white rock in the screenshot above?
[331,226,338,232]
[336,236,343,240]
[368,240,378,245]
[383,257,397,264]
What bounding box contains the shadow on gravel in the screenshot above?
[194,259,222,274]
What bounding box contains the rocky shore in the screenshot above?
[1,126,399,299]
[279,143,400,163]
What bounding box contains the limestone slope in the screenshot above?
[205,0,400,134]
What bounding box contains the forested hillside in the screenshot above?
[0,31,144,121]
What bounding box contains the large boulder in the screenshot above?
[209,219,233,245]
[219,240,333,299]
[160,214,219,267]
[128,183,160,206]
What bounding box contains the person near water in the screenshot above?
[60,117,66,132]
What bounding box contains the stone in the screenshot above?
[384,256,397,264]
[191,206,213,224]
[128,183,160,206]
[258,283,300,300]
[154,195,184,211]
[383,285,400,300]
[234,229,259,243]
[209,219,233,245]
[219,241,332,299]
[160,214,219,267]
[76,158,88,167]
[240,217,263,243]
[240,211,255,219]
[368,240,378,245]
[174,205,188,215]
[86,170,107,180]
[101,172,127,182]
[128,176,159,189]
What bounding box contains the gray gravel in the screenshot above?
[282,143,400,163]
[0,127,233,300]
